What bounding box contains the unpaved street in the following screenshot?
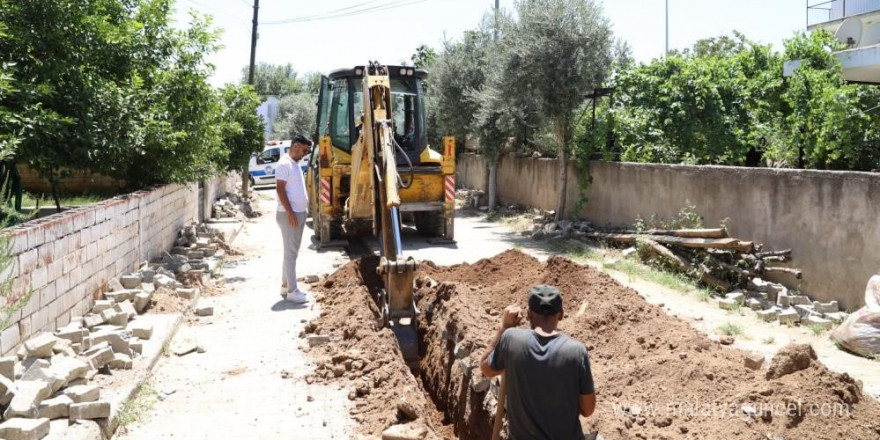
[118,190,880,439]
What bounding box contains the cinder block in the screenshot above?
[109,353,132,370]
[803,315,833,330]
[0,356,15,380]
[4,380,52,419]
[0,417,50,440]
[23,333,57,359]
[813,301,839,314]
[778,309,800,325]
[63,384,100,404]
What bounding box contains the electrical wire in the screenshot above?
[262,0,430,25]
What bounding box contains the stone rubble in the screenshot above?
[0,220,232,438]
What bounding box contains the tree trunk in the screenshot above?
[555,119,568,222]
[487,159,497,212]
[50,178,61,212]
[241,164,250,199]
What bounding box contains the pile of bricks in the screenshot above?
[212,193,243,220]
[718,277,848,329]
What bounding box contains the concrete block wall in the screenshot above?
[0,174,234,355]
[457,154,880,309]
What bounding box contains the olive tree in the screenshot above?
[501,0,613,221]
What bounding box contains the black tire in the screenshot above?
[414,211,444,237]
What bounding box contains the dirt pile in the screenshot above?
[309,250,880,440]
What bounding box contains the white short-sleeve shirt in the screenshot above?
[276,154,308,213]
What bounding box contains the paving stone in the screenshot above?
[63,384,100,403]
[105,289,140,303]
[85,347,113,370]
[100,308,119,324]
[381,423,428,440]
[794,304,820,319]
[69,401,110,420]
[196,305,213,316]
[54,327,88,344]
[109,353,132,370]
[83,341,109,356]
[130,339,144,355]
[114,300,138,320]
[0,356,15,380]
[21,365,65,394]
[90,330,131,354]
[37,394,72,419]
[90,300,114,314]
[778,309,800,325]
[107,278,124,292]
[4,380,52,419]
[803,315,834,330]
[82,314,106,329]
[127,321,153,340]
[49,357,90,384]
[139,269,155,284]
[51,338,77,357]
[718,298,738,310]
[23,333,57,359]
[823,312,848,324]
[790,295,812,306]
[813,300,840,314]
[174,288,197,300]
[776,294,791,308]
[134,292,152,313]
[744,353,765,370]
[120,275,142,289]
[0,417,50,440]
[172,341,199,356]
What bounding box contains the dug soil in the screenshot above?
[305,250,880,440]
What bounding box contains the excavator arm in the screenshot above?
[351,62,419,365]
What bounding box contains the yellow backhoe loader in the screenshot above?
[306,62,455,363]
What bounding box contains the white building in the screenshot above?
[792,0,880,83]
[257,96,280,138]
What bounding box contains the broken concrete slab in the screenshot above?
[776,294,792,308]
[195,305,213,316]
[38,394,72,419]
[0,375,15,406]
[4,380,52,419]
[63,384,100,404]
[778,309,800,325]
[174,288,198,300]
[794,304,820,319]
[54,326,87,344]
[85,347,113,370]
[82,314,105,329]
[49,357,90,385]
[813,300,840,314]
[745,298,765,311]
[107,278,124,292]
[803,315,833,330]
[69,401,110,420]
[129,339,143,355]
[0,417,50,440]
[139,269,155,284]
[127,321,153,340]
[718,298,739,310]
[90,330,131,354]
[24,333,58,359]
[105,289,140,303]
[134,292,152,313]
[114,300,137,320]
[172,340,199,356]
[153,274,178,289]
[91,300,114,314]
[120,274,142,289]
[0,356,15,380]
[21,365,66,394]
[790,295,812,306]
[824,311,848,324]
[109,353,132,370]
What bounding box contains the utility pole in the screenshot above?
[494,0,500,41]
[248,0,260,85]
[665,0,669,57]
[243,0,259,198]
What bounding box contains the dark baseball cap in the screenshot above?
[528,285,563,316]
[292,134,313,147]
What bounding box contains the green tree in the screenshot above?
[411,44,437,69]
[217,84,264,197]
[501,0,613,221]
[243,63,305,97]
[273,93,318,141]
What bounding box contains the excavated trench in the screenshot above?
[304,250,880,440]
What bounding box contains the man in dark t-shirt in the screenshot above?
[480,285,596,440]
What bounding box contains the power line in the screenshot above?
[262,0,430,25]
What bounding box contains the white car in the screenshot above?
[248,141,307,186]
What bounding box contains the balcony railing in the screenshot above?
[808,0,880,26]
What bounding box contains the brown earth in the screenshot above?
[306,250,880,440]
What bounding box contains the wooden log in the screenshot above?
[713,259,755,279]
[761,255,789,263]
[639,239,731,292]
[584,232,754,253]
[763,266,803,279]
[756,249,792,258]
[616,228,728,238]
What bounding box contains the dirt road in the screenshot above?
[119,191,880,439]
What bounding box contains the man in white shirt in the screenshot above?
[276,134,312,304]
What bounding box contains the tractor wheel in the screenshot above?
[414,211,444,237]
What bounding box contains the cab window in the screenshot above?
[329,79,350,150]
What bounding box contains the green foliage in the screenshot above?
[243,63,310,97]
[217,84,264,173]
[718,321,744,336]
[808,323,827,336]
[410,44,437,70]
[273,93,317,140]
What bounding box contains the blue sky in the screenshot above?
[172,0,809,87]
